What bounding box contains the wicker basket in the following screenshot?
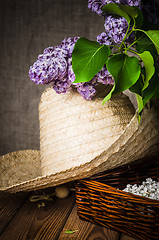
[75,156,159,240]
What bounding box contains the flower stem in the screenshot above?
[127,48,140,57]
[120,24,131,50]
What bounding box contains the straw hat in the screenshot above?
[1,87,159,193]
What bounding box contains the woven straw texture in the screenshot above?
[75,156,159,240]
[0,88,159,193]
[39,87,135,176]
[0,150,41,190]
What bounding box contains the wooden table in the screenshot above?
[0,189,136,240]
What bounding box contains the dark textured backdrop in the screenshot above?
[0,0,104,155]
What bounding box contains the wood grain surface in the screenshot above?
[120,235,137,240]
[59,204,120,240]
[0,193,75,240]
[0,191,28,235]
[0,191,136,240]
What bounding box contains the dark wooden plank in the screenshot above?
[59,204,120,240]
[0,191,28,235]
[0,193,75,240]
[120,234,137,240]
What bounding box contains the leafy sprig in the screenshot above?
[72,3,159,119]
[64,229,78,234]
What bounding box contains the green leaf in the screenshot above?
[103,85,115,104]
[102,4,143,28]
[136,94,144,122]
[64,230,78,234]
[102,3,130,24]
[136,33,154,46]
[142,71,159,106]
[144,30,159,50]
[138,51,155,90]
[118,5,143,28]
[103,54,141,104]
[156,46,159,55]
[136,94,144,113]
[136,34,158,57]
[132,6,143,28]
[135,30,159,54]
[105,54,140,100]
[72,38,110,83]
[129,74,144,96]
[118,4,138,19]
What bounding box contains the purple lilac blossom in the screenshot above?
[124,0,141,7]
[67,58,75,83]
[67,67,98,100]
[74,77,99,100]
[88,0,103,16]
[88,0,141,44]
[53,78,72,93]
[29,37,79,94]
[88,0,120,16]
[73,64,114,100]
[60,37,80,57]
[70,58,98,100]
[29,48,68,85]
[104,16,128,43]
[29,35,114,100]
[88,0,141,16]
[97,32,113,45]
[97,65,114,85]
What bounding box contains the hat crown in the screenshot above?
[39,87,135,176]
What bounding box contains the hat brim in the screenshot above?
[1,106,159,193]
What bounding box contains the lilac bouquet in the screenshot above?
[29,37,114,100]
[29,0,159,117]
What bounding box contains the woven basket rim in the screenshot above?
[76,155,159,203]
[75,156,159,240]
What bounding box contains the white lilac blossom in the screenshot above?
[122,178,159,200]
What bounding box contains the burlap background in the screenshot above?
[0,0,104,155]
